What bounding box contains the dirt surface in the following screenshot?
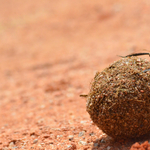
[1,0,150,149]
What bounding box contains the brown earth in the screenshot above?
[1,0,150,149]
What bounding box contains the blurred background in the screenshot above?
[1,0,150,71]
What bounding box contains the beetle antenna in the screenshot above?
[118,53,150,58]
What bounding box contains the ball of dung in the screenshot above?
[86,57,150,139]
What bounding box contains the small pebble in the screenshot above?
[100,139,106,143]
[68,135,74,141]
[78,131,85,137]
[57,135,63,138]
[9,142,15,146]
[106,146,111,150]
[80,121,87,124]
[89,132,94,136]
[33,139,38,144]
[79,140,87,146]
[67,145,72,148]
[94,143,99,147]
[66,144,77,149]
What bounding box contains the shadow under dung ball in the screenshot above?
[86,57,150,139]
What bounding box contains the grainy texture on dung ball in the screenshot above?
[86,57,150,139]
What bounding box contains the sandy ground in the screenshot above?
[1,0,150,149]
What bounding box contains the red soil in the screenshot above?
[0,0,150,149]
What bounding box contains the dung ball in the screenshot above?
[86,57,150,139]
